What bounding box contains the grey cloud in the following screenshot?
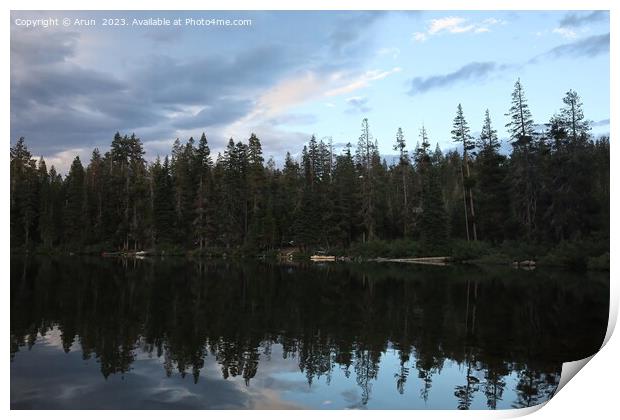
[9,11,390,160]
[408,62,500,95]
[11,31,297,154]
[326,10,418,58]
[328,11,386,56]
[530,33,609,63]
[13,66,126,105]
[143,28,184,44]
[11,30,79,65]
[345,96,371,114]
[559,11,608,28]
[171,99,254,129]
[10,342,261,409]
[407,32,609,96]
[132,45,291,106]
[11,102,133,157]
[592,118,609,127]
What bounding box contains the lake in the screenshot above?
[10,257,608,409]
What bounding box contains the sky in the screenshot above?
[10,10,610,173]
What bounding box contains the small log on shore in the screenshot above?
[374,256,451,266]
[310,255,337,262]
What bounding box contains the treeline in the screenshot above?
[10,79,609,256]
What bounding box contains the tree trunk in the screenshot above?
[464,156,478,241]
[460,161,470,241]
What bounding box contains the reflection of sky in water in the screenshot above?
[11,328,538,409]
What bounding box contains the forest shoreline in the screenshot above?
[11,237,610,271]
[11,83,609,268]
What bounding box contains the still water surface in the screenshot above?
[10,257,608,409]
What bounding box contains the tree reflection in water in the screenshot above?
[10,257,608,409]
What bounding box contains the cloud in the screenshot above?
[142,28,184,44]
[14,65,126,105]
[171,99,254,130]
[559,11,608,28]
[10,29,80,66]
[324,67,402,97]
[591,118,609,127]
[328,11,386,56]
[408,62,501,95]
[412,32,427,42]
[345,96,371,114]
[552,27,577,39]
[11,11,397,161]
[550,12,608,40]
[406,31,609,96]
[11,331,305,409]
[429,17,473,34]
[237,66,400,127]
[413,16,504,42]
[529,33,609,63]
[42,148,88,175]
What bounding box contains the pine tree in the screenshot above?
[296,136,327,249]
[47,165,64,247]
[278,152,301,247]
[560,89,590,143]
[505,78,534,142]
[127,134,148,249]
[393,127,412,237]
[543,90,594,241]
[505,79,537,239]
[193,133,214,250]
[171,137,197,244]
[246,133,266,249]
[478,109,499,151]
[451,104,477,241]
[475,110,509,242]
[10,137,39,248]
[85,149,105,244]
[152,156,176,244]
[36,157,50,247]
[330,144,359,246]
[356,118,377,242]
[64,156,86,246]
[417,131,448,251]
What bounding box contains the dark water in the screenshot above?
[10,257,608,410]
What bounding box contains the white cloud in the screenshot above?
[194,65,402,159]
[482,18,505,26]
[412,32,427,42]
[253,71,323,119]
[428,16,470,34]
[413,16,504,42]
[553,27,578,39]
[325,67,402,97]
[196,65,400,156]
[45,147,87,175]
[241,67,399,122]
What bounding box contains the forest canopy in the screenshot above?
[10,80,610,264]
